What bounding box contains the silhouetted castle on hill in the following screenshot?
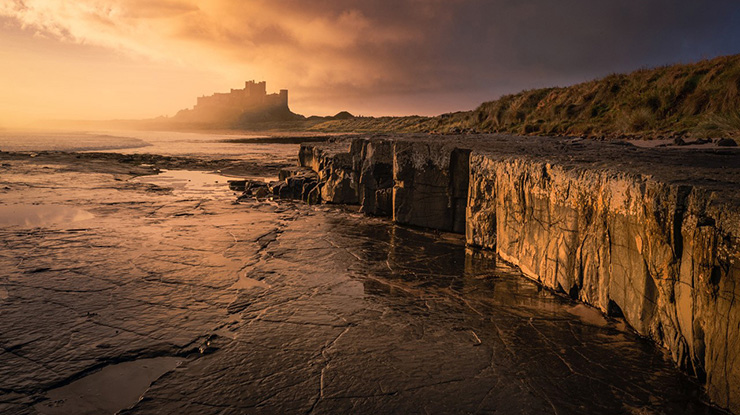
[195,81,288,112]
[174,81,298,125]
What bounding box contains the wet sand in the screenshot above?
[0,149,725,414]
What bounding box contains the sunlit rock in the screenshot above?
[295,134,740,412]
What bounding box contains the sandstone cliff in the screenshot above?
[266,134,740,412]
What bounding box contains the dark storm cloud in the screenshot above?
[223,0,739,112]
[322,0,740,95]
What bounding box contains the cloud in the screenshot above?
[2,0,740,116]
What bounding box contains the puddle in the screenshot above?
[0,204,95,227]
[135,170,256,200]
[566,303,610,327]
[34,357,182,415]
[231,274,270,290]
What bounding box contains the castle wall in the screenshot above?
[246,81,266,97]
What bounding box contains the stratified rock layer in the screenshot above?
[293,134,740,413]
[467,154,740,410]
[357,138,394,216]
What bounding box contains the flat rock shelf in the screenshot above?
[0,140,735,414]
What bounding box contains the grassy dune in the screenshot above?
[311,54,740,140]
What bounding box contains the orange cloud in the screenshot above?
[0,0,738,125]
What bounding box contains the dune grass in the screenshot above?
[310,54,740,140]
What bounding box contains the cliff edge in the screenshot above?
[260,134,740,412]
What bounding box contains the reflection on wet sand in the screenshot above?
[133,169,254,200]
[306,213,718,414]
[0,204,95,227]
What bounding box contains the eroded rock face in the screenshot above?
[392,140,453,231]
[465,152,740,411]
[296,138,470,230]
[298,142,359,204]
[320,151,358,204]
[356,138,394,216]
[292,134,740,412]
[392,141,469,232]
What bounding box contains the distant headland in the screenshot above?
[163,55,740,142]
[39,80,355,131]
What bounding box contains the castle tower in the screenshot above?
[279,89,288,107]
[245,80,267,97]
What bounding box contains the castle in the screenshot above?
[174,81,292,124]
[194,81,288,112]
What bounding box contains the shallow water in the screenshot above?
[133,169,256,200]
[0,132,149,152]
[0,130,300,167]
[35,357,182,415]
[91,130,297,161]
[0,143,723,414]
[0,204,95,227]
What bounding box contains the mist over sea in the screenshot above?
[0,130,300,162]
[0,131,150,152]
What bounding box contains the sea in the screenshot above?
[0,129,299,162]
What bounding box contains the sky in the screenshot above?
[1,0,740,126]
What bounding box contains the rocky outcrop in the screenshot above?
[298,142,358,204]
[466,154,740,410]
[356,138,394,216]
[295,138,469,231]
[391,141,469,232]
[274,134,740,412]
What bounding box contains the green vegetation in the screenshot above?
[310,54,740,140]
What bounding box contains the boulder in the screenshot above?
[228,180,248,192]
[717,138,738,147]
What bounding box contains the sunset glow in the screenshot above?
[1,0,739,127]
[2,2,740,414]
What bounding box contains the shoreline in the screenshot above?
[0,136,736,413]
[0,149,289,179]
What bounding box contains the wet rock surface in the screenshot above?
[292,133,740,412]
[0,150,727,414]
[356,138,394,216]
